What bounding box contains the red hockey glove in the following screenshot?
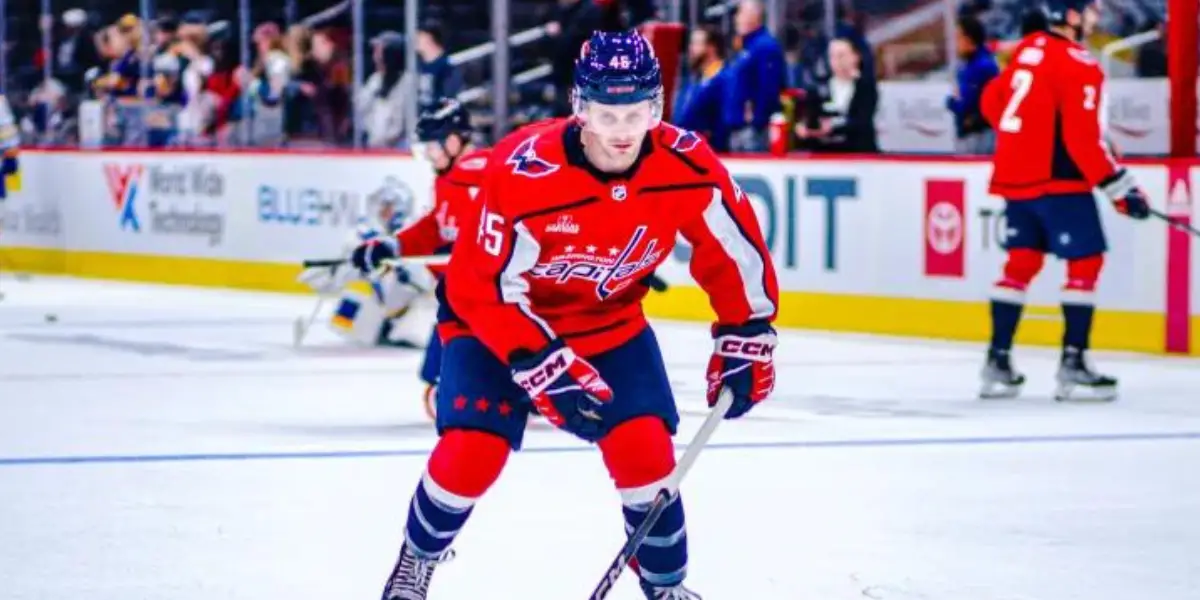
[510,339,614,442]
[1100,169,1150,220]
[706,321,777,419]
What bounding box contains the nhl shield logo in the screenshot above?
[612,185,627,201]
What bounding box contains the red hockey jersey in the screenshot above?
[442,119,779,360]
[394,149,491,276]
[981,31,1122,200]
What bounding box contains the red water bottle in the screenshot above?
[768,113,788,156]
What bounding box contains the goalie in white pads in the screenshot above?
[296,176,441,352]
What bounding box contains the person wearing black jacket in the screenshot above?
[415,21,465,115]
[545,0,603,117]
[795,38,877,153]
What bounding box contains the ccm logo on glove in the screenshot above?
[517,349,571,395]
[716,335,776,361]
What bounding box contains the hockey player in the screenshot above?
[0,94,18,202]
[360,30,780,600]
[350,98,491,420]
[978,0,1150,401]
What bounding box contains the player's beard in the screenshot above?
[580,128,644,173]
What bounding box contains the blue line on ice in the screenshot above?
[2,431,1198,467]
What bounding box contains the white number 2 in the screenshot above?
[1082,85,1097,110]
[999,69,1034,133]
[477,206,505,257]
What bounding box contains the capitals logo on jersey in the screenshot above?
[506,136,560,178]
[530,226,664,300]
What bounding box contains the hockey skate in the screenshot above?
[380,542,453,600]
[640,581,702,599]
[1054,347,1117,402]
[979,348,1025,399]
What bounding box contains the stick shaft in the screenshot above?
[587,389,734,599]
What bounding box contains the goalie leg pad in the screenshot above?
[599,416,689,588]
[405,429,510,556]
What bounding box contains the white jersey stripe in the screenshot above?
[497,221,555,338]
[701,187,776,320]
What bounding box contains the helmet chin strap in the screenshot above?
[432,137,466,176]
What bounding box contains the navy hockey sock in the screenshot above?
[625,493,689,587]
[404,473,476,557]
[1061,302,1095,351]
[989,299,1024,352]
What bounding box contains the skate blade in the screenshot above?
[978,382,1022,400]
[1054,383,1118,403]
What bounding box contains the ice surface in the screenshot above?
[1,275,1198,600]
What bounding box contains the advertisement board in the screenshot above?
[875,79,1194,156]
[646,158,1171,351]
[875,81,956,154]
[2,150,1196,354]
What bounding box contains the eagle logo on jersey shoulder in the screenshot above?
[663,123,703,152]
[506,136,560,178]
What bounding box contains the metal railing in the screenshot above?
[1100,29,1162,76]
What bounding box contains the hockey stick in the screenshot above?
[302,255,452,269]
[292,294,328,348]
[641,273,669,293]
[302,258,346,268]
[588,388,735,600]
[1149,208,1200,238]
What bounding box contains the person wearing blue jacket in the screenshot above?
[724,0,785,152]
[672,26,730,152]
[945,14,999,154]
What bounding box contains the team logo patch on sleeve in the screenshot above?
[506,136,560,178]
[664,123,702,152]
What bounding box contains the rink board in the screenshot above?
[1,150,1196,355]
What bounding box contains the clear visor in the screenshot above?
[573,93,663,137]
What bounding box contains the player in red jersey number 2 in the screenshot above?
[362,30,780,600]
[979,0,1150,402]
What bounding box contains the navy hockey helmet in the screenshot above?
[1042,0,1097,25]
[415,97,472,143]
[572,30,663,114]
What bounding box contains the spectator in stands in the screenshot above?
[91,15,143,99]
[545,0,603,117]
[283,25,319,143]
[356,32,410,148]
[794,38,877,153]
[724,0,785,152]
[149,17,185,107]
[306,29,352,144]
[51,8,102,96]
[171,16,216,143]
[201,35,243,145]
[20,77,69,144]
[673,26,730,152]
[946,14,999,154]
[415,21,465,115]
[245,22,291,145]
